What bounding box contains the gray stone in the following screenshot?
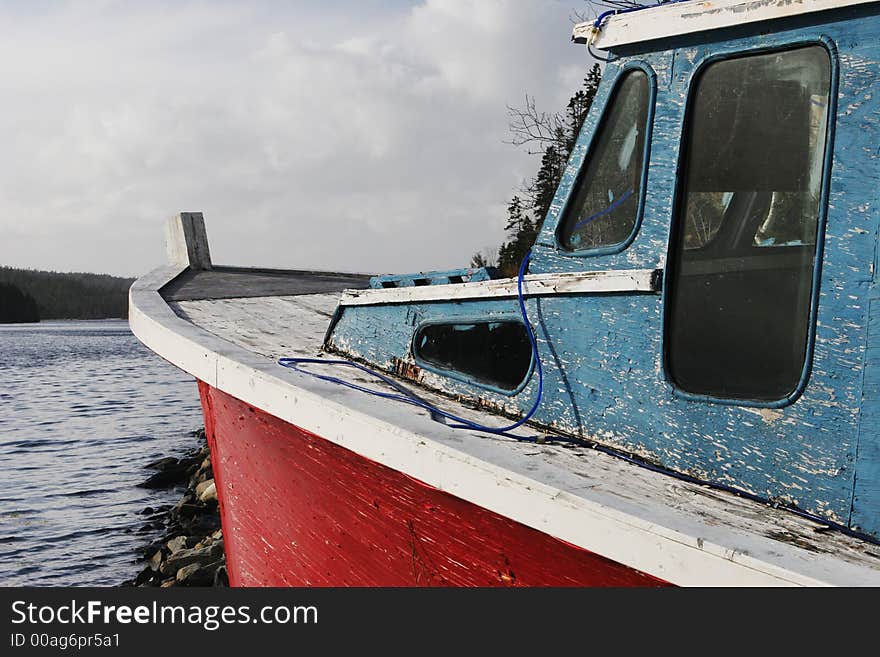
[162,541,224,574]
[144,457,178,471]
[197,482,217,504]
[165,536,189,554]
[175,563,201,583]
[194,479,214,499]
[177,559,222,586]
[147,549,164,572]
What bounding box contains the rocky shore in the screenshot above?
[123,428,228,587]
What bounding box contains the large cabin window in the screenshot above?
[665,45,832,402]
[413,321,532,392]
[557,69,651,252]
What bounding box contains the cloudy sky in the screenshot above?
[0,0,600,277]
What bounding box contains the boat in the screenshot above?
[130,0,880,586]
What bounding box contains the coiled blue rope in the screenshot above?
[278,250,548,441]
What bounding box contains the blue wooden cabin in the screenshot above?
[325,0,880,541]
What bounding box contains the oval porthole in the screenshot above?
[413,321,532,392]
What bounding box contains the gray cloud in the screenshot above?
[0,0,589,276]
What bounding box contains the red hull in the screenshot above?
[198,381,669,587]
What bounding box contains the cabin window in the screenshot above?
[665,45,831,402]
[557,69,651,252]
[413,321,532,392]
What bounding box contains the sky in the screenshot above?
[0,0,600,277]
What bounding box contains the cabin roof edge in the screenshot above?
[573,0,880,50]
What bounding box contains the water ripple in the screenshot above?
[0,320,203,585]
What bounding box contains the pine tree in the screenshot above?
[0,282,40,323]
[484,64,603,277]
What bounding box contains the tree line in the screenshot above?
[474,0,667,275]
[0,266,135,323]
[474,64,602,276]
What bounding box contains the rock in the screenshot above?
[144,456,179,471]
[197,481,217,504]
[175,563,201,583]
[134,566,154,586]
[147,548,164,572]
[213,566,229,587]
[176,559,222,586]
[162,541,224,575]
[142,539,165,557]
[166,536,189,554]
[171,492,196,511]
[183,514,221,534]
[129,428,227,587]
[174,503,205,518]
[139,465,192,489]
[194,479,214,499]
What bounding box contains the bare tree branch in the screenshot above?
[504,95,568,152]
[574,1,673,25]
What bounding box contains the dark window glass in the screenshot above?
[414,321,532,391]
[557,70,650,251]
[666,46,831,401]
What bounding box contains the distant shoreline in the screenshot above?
[0,266,134,323]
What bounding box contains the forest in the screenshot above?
[475,63,603,276]
[0,267,134,323]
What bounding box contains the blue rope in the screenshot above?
[278,250,552,442]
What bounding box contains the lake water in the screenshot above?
[0,320,204,586]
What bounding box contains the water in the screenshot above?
[0,320,204,585]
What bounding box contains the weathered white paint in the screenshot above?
[340,269,658,307]
[165,212,212,270]
[130,246,880,586]
[171,293,338,359]
[573,0,879,49]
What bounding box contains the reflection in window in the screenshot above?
[666,46,831,401]
[557,70,651,251]
[414,321,532,392]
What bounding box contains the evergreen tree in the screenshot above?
[0,282,40,323]
[484,64,603,277]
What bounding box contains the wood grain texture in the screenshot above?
[199,381,669,587]
[162,266,369,302]
[171,293,338,358]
